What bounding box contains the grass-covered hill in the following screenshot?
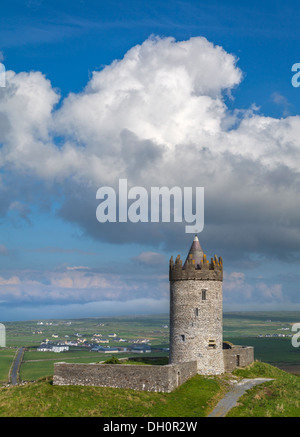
[0,361,299,417]
[228,362,300,417]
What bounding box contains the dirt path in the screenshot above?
[208,378,274,417]
[10,347,24,385]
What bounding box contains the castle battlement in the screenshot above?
[169,252,223,281]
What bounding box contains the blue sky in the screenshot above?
[0,0,300,321]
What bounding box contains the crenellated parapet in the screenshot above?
[169,253,223,281]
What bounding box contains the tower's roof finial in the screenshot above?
[183,234,204,268]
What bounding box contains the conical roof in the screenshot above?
[183,234,204,268]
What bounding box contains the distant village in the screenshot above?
[34,321,169,354]
[257,327,293,338]
[32,319,293,354]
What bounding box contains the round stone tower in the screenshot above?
[169,235,224,375]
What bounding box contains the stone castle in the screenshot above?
[169,235,224,375]
[54,235,254,391]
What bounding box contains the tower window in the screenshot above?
[180,335,185,342]
[195,308,199,317]
[202,289,207,300]
[208,339,216,349]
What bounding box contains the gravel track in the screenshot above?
[208,378,274,417]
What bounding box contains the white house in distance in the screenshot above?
[37,343,69,353]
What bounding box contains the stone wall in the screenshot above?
[53,361,198,393]
[223,345,254,372]
[53,345,254,392]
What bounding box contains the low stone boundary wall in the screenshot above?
[53,360,198,393]
[53,344,254,392]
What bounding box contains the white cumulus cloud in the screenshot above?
[0,35,299,262]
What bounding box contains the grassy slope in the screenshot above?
[228,362,300,417]
[1,361,300,417]
[0,374,224,417]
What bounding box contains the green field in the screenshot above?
[0,349,16,383]
[4,314,170,348]
[20,350,104,381]
[223,311,300,337]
